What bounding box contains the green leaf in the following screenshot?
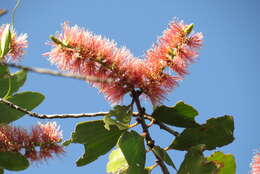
[152,146,177,170]
[170,115,234,151]
[9,69,27,96]
[0,152,29,171]
[177,145,219,174]
[103,116,129,130]
[107,148,128,174]
[207,151,236,174]
[152,101,200,128]
[0,168,3,174]
[0,63,9,77]
[71,120,124,166]
[0,91,45,123]
[104,105,132,130]
[118,131,146,174]
[0,24,11,58]
[0,64,10,98]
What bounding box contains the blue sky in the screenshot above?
[1,0,260,173]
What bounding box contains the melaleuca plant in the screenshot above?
[0,4,237,174]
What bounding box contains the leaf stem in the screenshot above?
[12,0,21,26]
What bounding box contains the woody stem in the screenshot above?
[131,90,170,174]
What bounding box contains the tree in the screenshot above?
[0,2,238,174]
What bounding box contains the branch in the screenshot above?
[155,120,179,137]
[0,98,107,119]
[0,97,140,119]
[144,115,179,137]
[1,62,112,83]
[131,90,170,174]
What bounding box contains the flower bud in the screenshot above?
[184,24,194,35]
[0,24,11,58]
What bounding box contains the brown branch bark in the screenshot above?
[0,98,107,119]
[144,115,179,137]
[0,97,141,119]
[1,62,112,83]
[131,90,170,174]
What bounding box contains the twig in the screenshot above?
[147,163,159,171]
[0,97,140,119]
[12,0,21,26]
[129,122,139,128]
[1,62,112,83]
[147,119,155,127]
[0,98,107,119]
[155,120,179,137]
[131,90,170,174]
[144,115,179,137]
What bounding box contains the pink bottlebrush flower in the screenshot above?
[44,21,202,105]
[44,22,142,104]
[145,19,203,77]
[36,122,62,143]
[0,24,28,61]
[251,152,260,174]
[0,122,64,162]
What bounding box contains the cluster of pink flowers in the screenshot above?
[146,20,203,77]
[44,20,203,104]
[0,24,28,61]
[251,152,260,174]
[0,122,63,162]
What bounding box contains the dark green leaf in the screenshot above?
[170,115,234,151]
[104,105,132,130]
[103,116,129,130]
[152,101,199,128]
[9,69,27,95]
[0,91,45,123]
[107,148,128,174]
[144,168,151,174]
[71,120,123,166]
[207,151,236,174]
[118,131,146,174]
[0,63,8,77]
[0,64,10,98]
[0,152,29,171]
[152,146,177,170]
[0,168,3,174]
[177,145,219,174]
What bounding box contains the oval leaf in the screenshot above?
[0,91,45,123]
[104,105,132,130]
[177,145,219,174]
[118,131,146,174]
[207,151,236,174]
[107,148,128,174]
[9,69,27,96]
[0,152,29,171]
[0,64,10,98]
[71,120,124,166]
[170,115,234,151]
[152,101,199,128]
[152,146,177,170]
